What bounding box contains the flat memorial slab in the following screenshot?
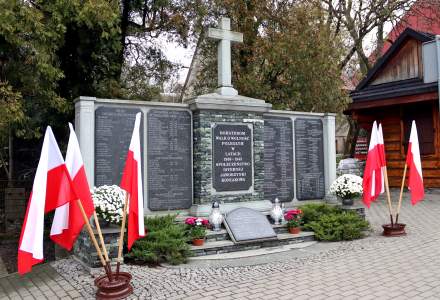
[224,207,277,243]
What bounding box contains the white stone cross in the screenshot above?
[207,17,243,96]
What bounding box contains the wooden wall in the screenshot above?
[355,101,440,187]
[371,39,422,85]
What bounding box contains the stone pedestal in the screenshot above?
[339,204,366,220]
[73,226,120,268]
[187,93,272,216]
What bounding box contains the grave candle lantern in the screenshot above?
[209,201,224,231]
[270,198,283,225]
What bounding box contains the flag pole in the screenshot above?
[92,211,113,280]
[77,199,110,278]
[116,192,129,277]
[383,167,394,226]
[395,163,408,224]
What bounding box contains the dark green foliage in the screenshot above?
[300,203,342,225]
[304,211,370,241]
[125,215,190,266]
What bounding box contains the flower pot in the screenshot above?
[93,218,111,229]
[341,197,354,206]
[288,227,301,234]
[192,238,204,246]
[382,223,406,237]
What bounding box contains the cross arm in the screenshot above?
[207,28,243,43]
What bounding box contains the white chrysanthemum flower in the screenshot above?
[92,185,125,224]
[329,174,363,199]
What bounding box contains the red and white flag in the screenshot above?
[18,127,76,275]
[363,121,382,207]
[377,123,386,194]
[406,121,424,205]
[120,113,145,250]
[50,123,95,250]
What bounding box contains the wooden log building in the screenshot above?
[347,28,440,187]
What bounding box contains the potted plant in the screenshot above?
[284,209,303,234]
[185,217,209,246]
[329,174,363,206]
[92,185,125,227]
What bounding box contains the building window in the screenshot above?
[402,102,435,156]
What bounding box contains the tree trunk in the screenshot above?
[376,21,384,59]
[8,127,13,187]
[344,117,359,157]
[117,0,131,78]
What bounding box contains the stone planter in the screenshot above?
[192,238,205,246]
[337,195,356,206]
[288,227,301,234]
[74,227,121,268]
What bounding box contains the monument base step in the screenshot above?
[205,224,288,242]
[189,241,317,260]
[189,231,314,257]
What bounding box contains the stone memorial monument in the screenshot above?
[75,17,336,218]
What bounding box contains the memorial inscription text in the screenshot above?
[147,110,192,211]
[95,106,142,186]
[212,124,253,193]
[264,116,294,202]
[295,118,325,200]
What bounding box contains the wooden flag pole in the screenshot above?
[92,211,112,280]
[77,199,110,278]
[383,167,394,226]
[395,163,408,224]
[116,192,129,277]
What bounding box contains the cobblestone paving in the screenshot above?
[4,191,440,299]
[0,264,82,299]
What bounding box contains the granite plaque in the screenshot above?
[147,109,192,211]
[224,208,277,243]
[295,118,325,200]
[264,116,294,202]
[212,123,253,193]
[95,106,142,186]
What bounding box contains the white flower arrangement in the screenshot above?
[92,185,125,224]
[329,174,363,200]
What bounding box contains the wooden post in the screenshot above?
[395,163,408,225]
[77,199,110,277]
[92,211,112,279]
[383,167,394,225]
[116,192,129,277]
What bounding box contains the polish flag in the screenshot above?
[50,123,95,250]
[377,123,386,194]
[363,121,382,207]
[406,121,424,205]
[18,127,76,275]
[120,113,145,250]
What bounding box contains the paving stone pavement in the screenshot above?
[0,263,82,299]
[3,191,440,299]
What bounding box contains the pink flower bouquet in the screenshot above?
[284,209,303,228]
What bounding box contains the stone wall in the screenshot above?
[73,227,120,268]
[192,110,265,204]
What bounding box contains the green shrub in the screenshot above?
[125,215,190,266]
[304,211,369,241]
[300,203,341,224]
